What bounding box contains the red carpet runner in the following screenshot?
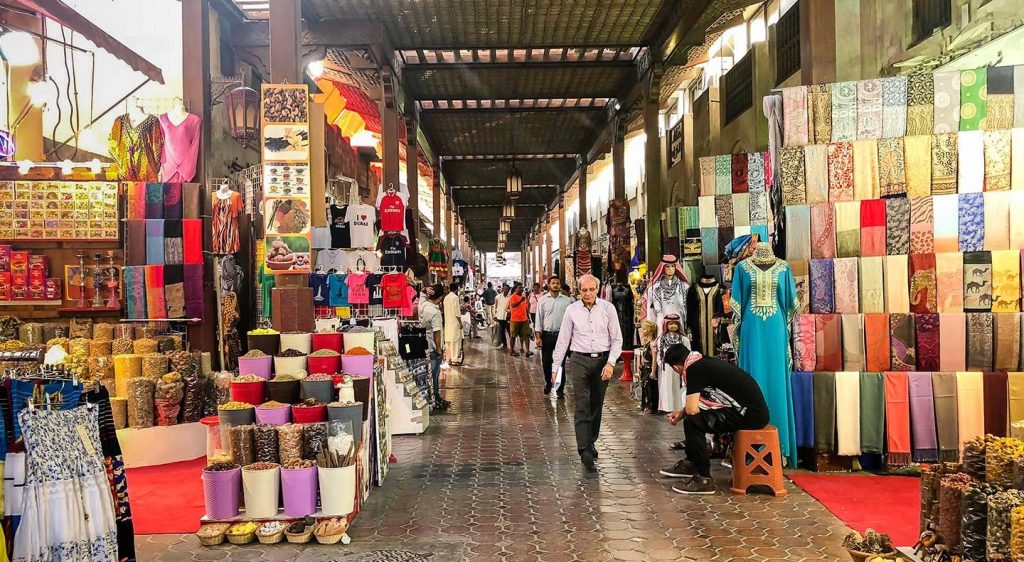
[127,457,206,534]
[787,473,919,546]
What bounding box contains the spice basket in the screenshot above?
[241,465,281,518]
[279,332,312,354]
[285,525,314,544]
[318,464,356,516]
[315,531,345,545]
[197,524,230,546]
[301,379,335,403]
[306,355,340,375]
[267,378,301,404]
[281,465,318,517]
[311,332,343,353]
[255,404,291,426]
[230,380,266,405]
[226,531,255,545]
[201,467,241,519]
[292,404,327,423]
[341,354,374,377]
[342,330,375,352]
[256,529,285,544]
[238,356,273,380]
[247,333,280,356]
[218,407,256,428]
[274,355,307,375]
[327,403,364,444]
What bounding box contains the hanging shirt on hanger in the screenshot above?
[382,273,406,308]
[344,249,379,273]
[311,226,331,250]
[309,272,330,304]
[378,233,407,268]
[212,191,243,254]
[328,273,349,307]
[158,112,202,183]
[366,273,384,306]
[110,113,163,181]
[315,248,347,274]
[346,272,370,304]
[345,203,376,248]
[329,204,351,249]
[378,191,407,232]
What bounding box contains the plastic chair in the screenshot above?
[730,425,788,496]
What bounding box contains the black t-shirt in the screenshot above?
[366,273,384,305]
[308,273,329,304]
[482,288,496,305]
[399,329,428,360]
[685,357,769,424]
[378,233,407,269]
[329,204,351,249]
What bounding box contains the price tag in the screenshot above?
[76,424,97,457]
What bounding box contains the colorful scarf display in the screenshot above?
[890,312,916,371]
[163,220,183,265]
[815,314,843,371]
[733,193,750,227]
[700,227,718,265]
[939,313,967,372]
[749,190,769,225]
[963,251,992,312]
[884,372,909,464]
[698,195,715,228]
[716,154,732,195]
[163,182,183,221]
[792,371,816,449]
[125,220,146,266]
[810,203,836,259]
[857,79,883,139]
[881,76,908,138]
[909,372,939,462]
[931,371,960,461]
[748,152,767,192]
[904,135,932,199]
[992,250,1021,313]
[865,313,891,371]
[956,371,986,450]
[145,219,165,265]
[835,372,862,456]
[931,133,959,195]
[852,139,880,200]
[985,192,1011,250]
[860,256,885,313]
[884,255,910,313]
[831,81,858,142]
[792,314,817,371]
[878,138,907,196]
[995,312,1022,371]
[984,371,1009,437]
[834,258,860,314]
[809,258,835,314]
[932,71,961,134]
[804,144,829,204]
[127,181,146,219]
[183,183,202,219]
[813,371,837,452]
[827,142,855,201]
[781,147,807,205]
[164,264,185,319]
[860,372,886,454]
[959,193,986,252]
[885,198,910,256]
[910,253,938,314]
[860,199,886,257]
[984,130,1012,191]
[915,313,941,371]
[784,205,811,261]
[144,264,167,320]
[906,74,934,136]
[184,263,204,319]
[731,153,749,193]
[959,68,988,131]
[699,156,716,195]
[966,312,994,371]
[809,83,832,144]
[714,194,734,227]
[958,131,985,193]
[783,86,810,147]
[183,219,203,264]
[791,259,810,314]
[931,194,959,253]
[145,182,164,219]
[842,313,866,371]
[1011,192,1024,248]
[124,265,147,320]
[910,196,934,254]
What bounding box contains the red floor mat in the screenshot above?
[126,457,206,534]
[788,473,919,546]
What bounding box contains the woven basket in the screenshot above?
[285,528,314,544]
[846,548,899,562]
[196,524,229,546]
[226,531,255,545]
[256,530,285,544]
[315,532,345,545]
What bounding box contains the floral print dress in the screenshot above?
[13,405,117,562]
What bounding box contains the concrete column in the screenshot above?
[799,0,838,85]
[432,165,441,239]
[612,119,626,200]
[545,215,553,278]
[644,69,664,269]
[577,156,588,231]
[269,0,301,83]
[181,0,210,183]
[406,117,419,245]
[381,72,400,201]
[557,198,567,283]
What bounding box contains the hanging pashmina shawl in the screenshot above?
[884,371,913,466]
[841,314,865,371]
[958,131,985,193]
[715,154,732,194]
[810,203,836,260]
[860,372,886,454]
[860,199,886,257]
[910,196,934,254]
[915,313,941,371]
[809,83,832,144]
[852,139,880,200]
[885,198,911,256]
[966,312,994,371]
[780,146,807,205]
[992,250,1022,313]
[906,73,934,136]
[984,130,1012,191]
[783,86,810,147]
[889,313,916,371]
[884,255,910,313]
[963,251,993,312]
[833,258,860,314]
[835,372,862,456]
[792,314,817,371]
[910,253,938,314]
[731,153,749,193]
[827,142,855,201]
[995,312,1021,371]
[856,79,883,139]
[984,371,1009,437]
[931,372,959,462]
[809,259,835,314]
[699,156,716,196]
[909,372,939,462]
[959,68,988,131]
[956,371,985,450]
[939,313,967,372]
[804,144,829,204]
[859,256,885,313]
[865,313,891,371]
[904,135,932,198]
[958,193,985,253]
[834,201,861,258]
[932,70,961,134]
[831,81,858,143]
[878,137,907,197]
[815,314,842,372]
[813,371,836,452]
[931,133,959,195]
[881,76,908,138]
[985,191,1011,251]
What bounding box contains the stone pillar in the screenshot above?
[545,214,553,278]
[432,165,442,239]
[800,0,838,85]
[181,0,210,184]
[612,118,626,200]
[381,69,400,202]
[644,69,663,269]
[406,117,420,245]
[577,156,588,230]
[269,0,301,83]
[557,197,567,283]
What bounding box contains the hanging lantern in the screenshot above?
[505,162,522,199]
[500,221,511,234]
[225,86,260,147]
[502,199,516,220]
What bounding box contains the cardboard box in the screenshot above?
[0,246,11,272]
[28,255,49,277]
[44,278,61,300]
[271,287,315,332]
[0,272,10,300]
[10,251,28,275]
[12,272,27,288]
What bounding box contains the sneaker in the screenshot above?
[721,458,732,469]
[659,459,697,478]
[672,476,716,495]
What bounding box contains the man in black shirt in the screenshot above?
[659,343,770,495]
[481,282,497,325]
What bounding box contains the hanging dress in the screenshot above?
[685,280,725,356]
[211,191,243,255]
[611,284,635,348]
[730,259,800,466]
[108,114,163,182]
[13,405,118,562]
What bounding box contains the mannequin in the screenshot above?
[575,228,593,278]
[159,96,202,183]
[686,274,725,356]
[109,97,163,181]
[212,184,243,254]
[730,242,799,466]
[638,320,659,414]
[645,255,690,336]
[656,314,687,413]
[611,282,635,348]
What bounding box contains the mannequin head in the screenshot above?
[639,321,658,345]
[666,321,681,334]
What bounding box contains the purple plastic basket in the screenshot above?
[202,467,241,519]
[254,405,290,426]
[238,356,273,380]
[341,354,374,377]
[280,465,318,517]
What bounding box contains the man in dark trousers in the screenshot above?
[534,275,574,398]
[659,343,769,494]
[552,274,623,473]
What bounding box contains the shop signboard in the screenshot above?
[667,119,683,168]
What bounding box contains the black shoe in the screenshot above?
[543,385,552,395]
[557,393,565,400]
[580,450,597,472]
[526,352,534,357]
[669,441,685,451]
[659,459,697,478]
[590,445,599,459]
[672,475,716,495]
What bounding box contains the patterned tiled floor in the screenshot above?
[137,338,852,561]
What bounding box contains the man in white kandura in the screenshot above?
[551,274,623,473]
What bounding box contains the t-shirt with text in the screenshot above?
[378,192,407,232]
[344,203,376,248]
[346,272,370,304]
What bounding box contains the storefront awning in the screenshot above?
[10,0,164,83]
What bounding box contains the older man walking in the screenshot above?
[552,274,623,472]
